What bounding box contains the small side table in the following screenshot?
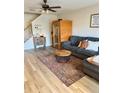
[55,50,72,62]
[33,36,46,49]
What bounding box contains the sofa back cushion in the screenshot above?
[78,40,88,48]
[86,41,99,51]
[84,37,99,41]
[70,36,84,46]
[69,36,99,46]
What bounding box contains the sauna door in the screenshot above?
[52,22,60,48]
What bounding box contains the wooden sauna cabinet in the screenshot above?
[51,20,72,49]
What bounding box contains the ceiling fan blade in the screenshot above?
[30,7,42,9]
[48,9,56,12]
[49,6,61,8]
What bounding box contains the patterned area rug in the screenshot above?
[36,50,85,87]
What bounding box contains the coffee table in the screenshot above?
[55,50,72,62]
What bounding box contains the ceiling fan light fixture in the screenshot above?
[41,9,49,14]
[30,0,61,13]
[46,10,49,13]
[42,10,45,13]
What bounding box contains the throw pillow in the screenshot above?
[70,36,80,46]
[87,55,99,66]
[78,41,82,47]
[86,41,99,51]
[81,40,88,48]
[78,40,88,48]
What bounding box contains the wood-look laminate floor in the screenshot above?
[24,47,99,93]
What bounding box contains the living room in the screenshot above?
[24,1,98,49]
[24,0,99,93]
[1,0,124,93]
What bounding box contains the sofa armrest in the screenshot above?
[77,48,98,57]
[83,59,99,72]
[82,59,99,81]
[85,50,99,56]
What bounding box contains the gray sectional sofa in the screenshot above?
[62,36,99,59]
[82,59,99,81]
[62,36,99,80]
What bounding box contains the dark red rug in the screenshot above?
[36,51,85,87]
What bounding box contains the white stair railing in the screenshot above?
[24,24,33,42]
[24,14,40,43]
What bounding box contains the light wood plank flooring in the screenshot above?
[24,47,99,93]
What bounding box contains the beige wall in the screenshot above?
[24,13,39,29]
[59,4,99,37]
[32,14,57,46]
[24,13,39,50]
[24,13,57,49]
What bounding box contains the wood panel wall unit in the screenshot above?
[51,20,72,49]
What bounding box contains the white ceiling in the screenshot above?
[24,0,98,14]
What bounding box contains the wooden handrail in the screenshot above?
[24,14,40,42]
[24,24,32,30]
[24,14,40,30]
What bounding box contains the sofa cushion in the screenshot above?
[86,41,99,51]
[70,46,79,52]
[70,36,84,46]
[62,42,79,52]
[83,60,99,73]
[62,41,71,46]
[85,37,99,41]
[78,41,82,47]
[69,36,99,46]
[82,59,99,81]
[78,40,88,48]
[87,55,99,66]
[62,43,71,50]
[77,48,98,56]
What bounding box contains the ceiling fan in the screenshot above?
[31,0,61,13]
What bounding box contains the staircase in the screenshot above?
[24,14,40,50]
[24,14,58,50]
[24,14,39,43]
[24,24,32,42]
